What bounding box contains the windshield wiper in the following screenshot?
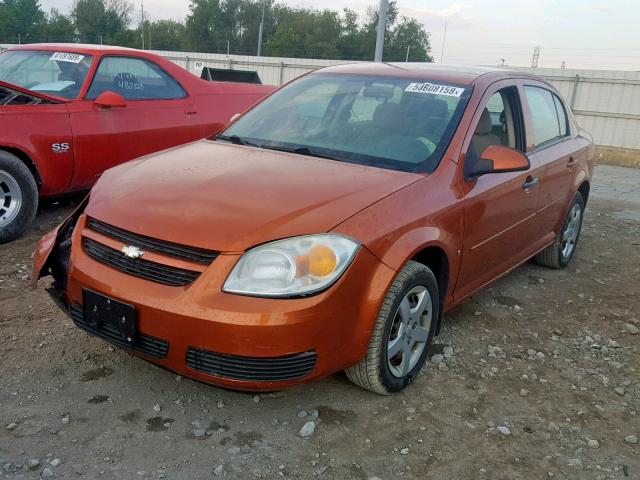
[216,134,260,147]
[260,144,345,162]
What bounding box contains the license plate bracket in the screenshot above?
[83,289,137,344]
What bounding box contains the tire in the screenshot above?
[535,191,585,269]
[0,151,38,244]
[346,261,439,394]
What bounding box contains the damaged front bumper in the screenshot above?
[31,195,89,294]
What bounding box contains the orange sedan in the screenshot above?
[32,63,594,394]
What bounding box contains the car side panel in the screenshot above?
[529,139,584,239]
[68,96,201,190]
[0,104,73,196]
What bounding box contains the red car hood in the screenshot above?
[0,81,68,103]
[86,140,422,252]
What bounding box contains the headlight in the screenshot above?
[223,234,360,297]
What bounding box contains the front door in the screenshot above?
[455,81,544,300]
[68,55,201,190]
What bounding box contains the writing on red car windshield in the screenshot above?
[114,72,144,91]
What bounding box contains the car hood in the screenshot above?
[0,81,67,104]
[86,140,422,252]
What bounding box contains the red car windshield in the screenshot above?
[0,50,93,99]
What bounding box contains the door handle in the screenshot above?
[567,156,577,167]
[185,110,198,115]
[522,176,539,190]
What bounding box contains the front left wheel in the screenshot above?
[0,151,38,244]
[346,261,439,394]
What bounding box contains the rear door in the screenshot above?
[522,84,582,239]
[455,80,545,300]
[68,55,201,189]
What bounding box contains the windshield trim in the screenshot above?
[222,73,473,174]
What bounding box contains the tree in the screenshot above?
[0,0,46,42]
[147,20,185,50]
[42,9,75,42]
[265,8,342,58]
[387,17,432,62]
[72,0,107,43]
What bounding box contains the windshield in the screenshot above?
[0,50,93,99]
[222,73,471,173]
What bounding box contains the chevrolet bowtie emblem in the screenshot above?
[121,245,145,259]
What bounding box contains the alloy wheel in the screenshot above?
[0,169,22,228]
[387,285,433,378]
[561,203,582,260]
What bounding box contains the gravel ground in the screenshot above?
[1,165,639,480]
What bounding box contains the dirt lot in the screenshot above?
[1,165,639,480]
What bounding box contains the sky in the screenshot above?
[39,0,640,70]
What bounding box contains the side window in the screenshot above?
[524,86,568,147]
[86,56,186,100]
[469,86,523,160]
[553,94,569,137]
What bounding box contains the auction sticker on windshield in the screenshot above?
[50,52,85,63]
[405,82,464,97]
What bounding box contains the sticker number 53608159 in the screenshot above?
[405,82,464,97]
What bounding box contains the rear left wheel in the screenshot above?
[535,192,584,269]
[345,261,439,394]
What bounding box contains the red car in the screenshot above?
[0,44,275,243]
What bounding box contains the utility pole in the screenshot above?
[405,45,410,62]
[440,20,447,63]
[531,46,541,68]
[374,0,388,62]
[140,0,145,50]
[257,2,265,57]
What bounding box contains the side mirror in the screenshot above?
[94,91,126,109]
[466,145,530,179]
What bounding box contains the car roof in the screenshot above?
[316,62,542,85]
[7,43,143,55]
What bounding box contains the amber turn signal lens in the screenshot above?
[307,245,337,278]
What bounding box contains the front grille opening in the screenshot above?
[83,237,201,286]
[70,303,169,359]
[186,347,317,381]
[87,217,218,265]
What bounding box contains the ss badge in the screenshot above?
[52,142,70,153]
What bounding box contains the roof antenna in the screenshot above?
[440,20,447,64]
